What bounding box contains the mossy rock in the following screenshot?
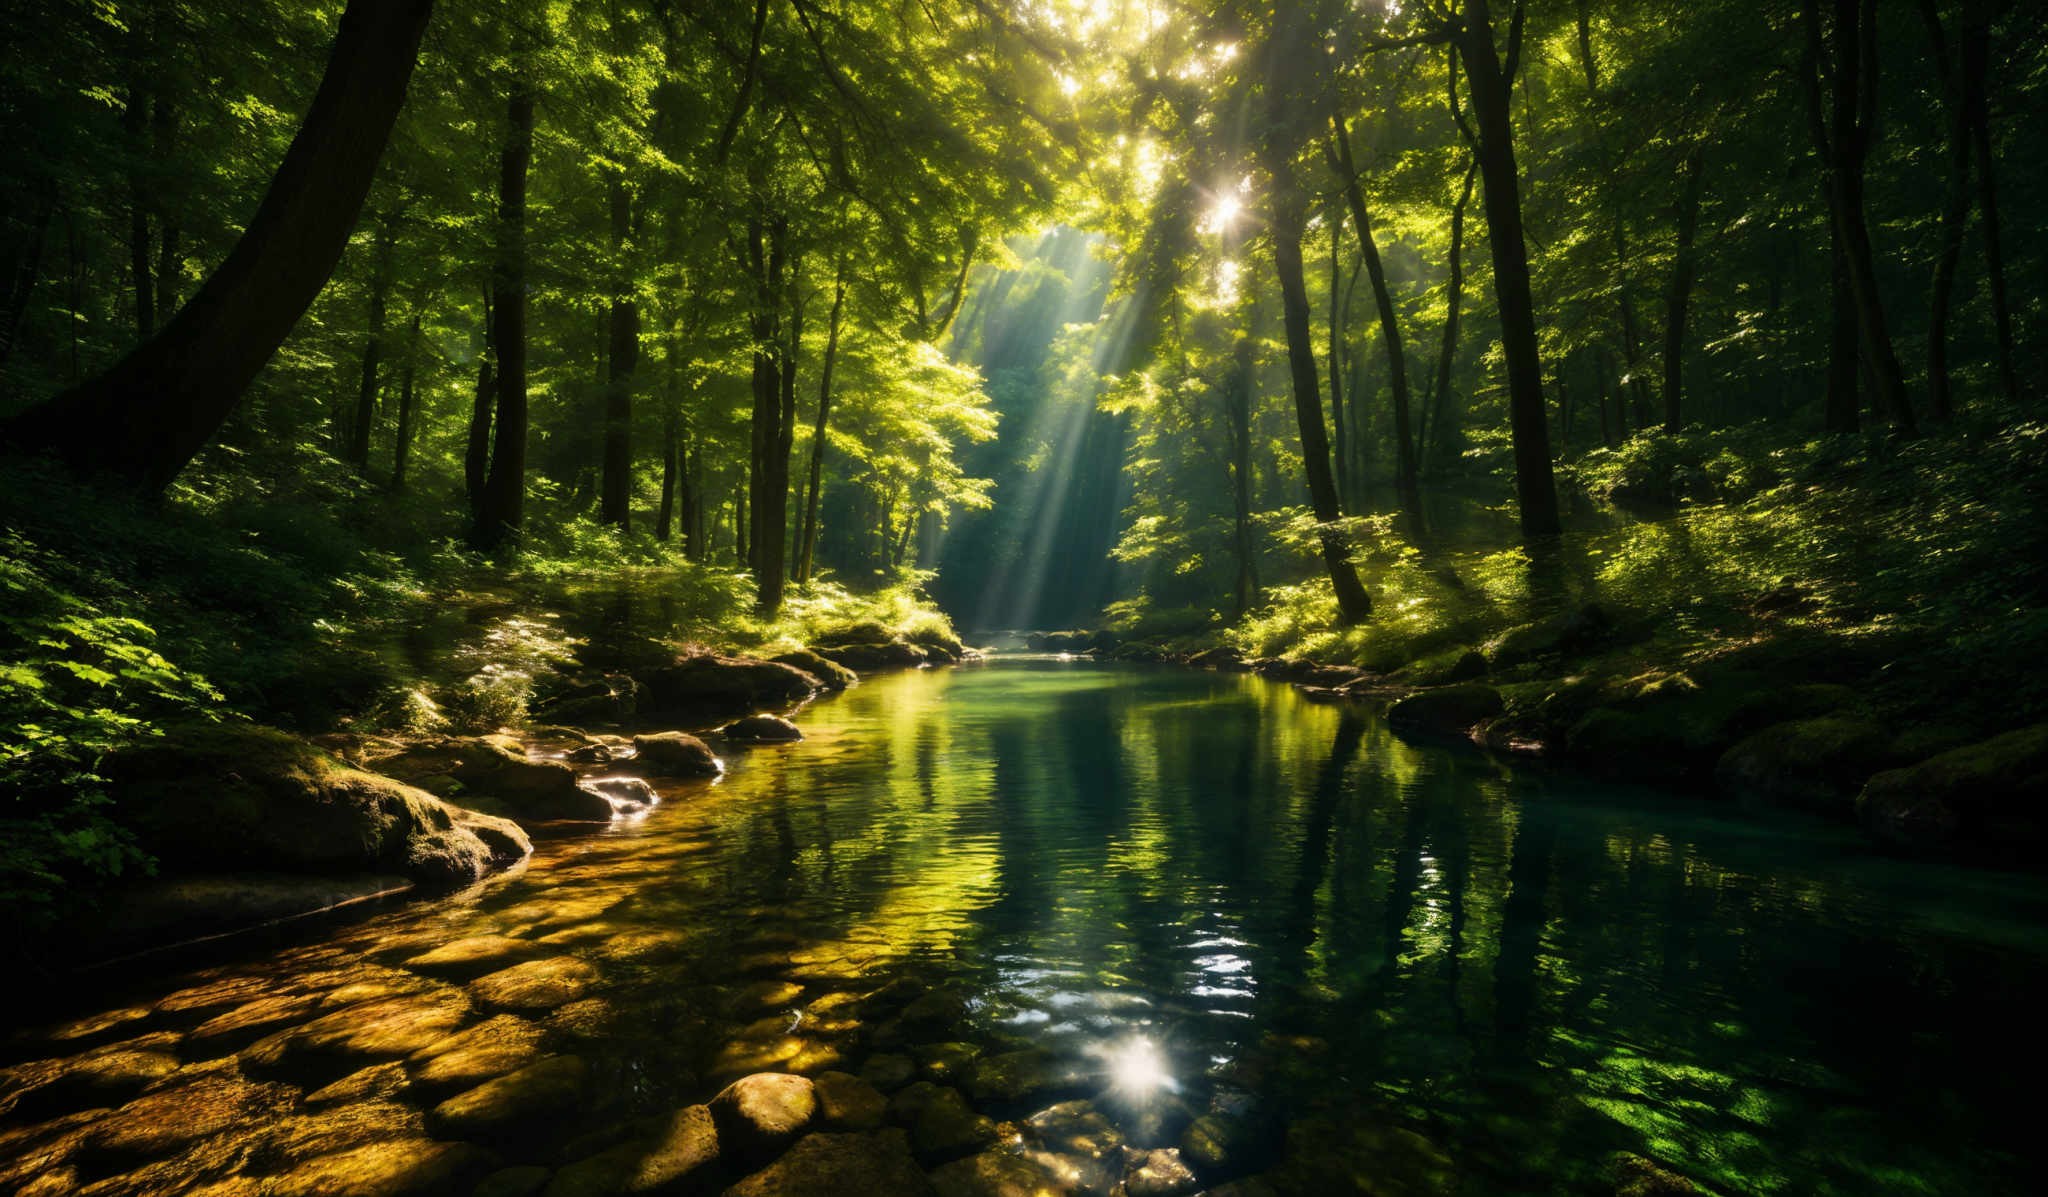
[635,650,821,717]
[815,640,929,671]
[1856,722,2048,857]
[107,723,530,888]
[1484,603,1634,671]
[1563,672,1853,784]
[773,648,858,690]
[1385,684,1504,739]
[376,735,611,823]
[1390,648,1488,687]
[1715,716,1897,813]
[902,625,966,658]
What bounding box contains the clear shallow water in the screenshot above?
[7,659,2046,1195]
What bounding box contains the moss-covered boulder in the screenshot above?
[631,731,722,778]
[1484,603,1622,671]
[1856,723,2048,856]
[375,734,613,823]
[1390,648,1488,687]
[722,714,803,744]
[1385,684,1504,739]
[815,639,929,671]
[1715,716,1895,813]
[636,650,820,717]
[1563,672,1851,784]
[772,649,858,690]
[107,724,531,889]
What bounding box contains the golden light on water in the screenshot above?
[1100,1034,1173,1097]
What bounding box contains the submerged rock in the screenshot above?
[813,1070,888,1131]
[427,1054,590,1139]
[721,1129,934,1196]
[722,714,804,743]
[964,1049,1085,1105]
[1124,1147,1199,1197]
[928,1148,1065,1197]
[710,1072,818,1162]
[543,1104,721,1196]
[631,732,723,778]
[268,1139,499,1197]
[244,989,472,1074]
[582,775,660,813]
[469,957,600,1012]
[887,1081,997,1161]
[858,1053,917,1093]
[1857,722,2048,856]
[403,935,536,981]
[406,1013,549,1093]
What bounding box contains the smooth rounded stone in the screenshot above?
[376,734,612,824]
[583,776,660,814]
[476,1165,554,1197]
[898,989,969,1030]
[81,1061,296,1157]
[964,1049,1085,1105]
[813,1071,888,1131]
[914,1042,983,1084]
[887,1082,998,1163]
[4,1033,185,1118]
[406,1014,548,1093]
[181,989,325,1056]
[542,1105,720,1196]
[1124,1148,1198,1197]
[724,980,806,1015]
[304,1060,410,1108]
[155,974,278,1018]
[427,1055,590,1139]
[710,1072,817,1162]
[720,1129,934,1197]
[566,742,613,765]
[629,732,723,778]
[404,935,538,981]
[545,998,618,1041]
[470,957,600,1012]
[928,1149,1066,1197]
[245,990,472,1072]
[784,1040,848,1075]
[30,1005,156,1049]
[267,1138,499,1197]
[1027,1100,1124,1160]
[720,714,803,743]
[318,967,439,1010]
[594,928,694,962]
[858,1053,917,1093]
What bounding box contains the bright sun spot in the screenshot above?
[1101,1035,1173,1097]
[1203,193,1242,236]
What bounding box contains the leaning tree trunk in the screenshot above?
[475,82,534,548]
[1270,182,1372,624]
[2,0,436,493]
[1661,147,1705,432]
[1457,2,1562,537]
[599,172,637,531]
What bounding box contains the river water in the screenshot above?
[5,659,2044,1195]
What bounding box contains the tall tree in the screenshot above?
[474,82,534,548]
[599,171,639,532]
[1330,109,1420,515]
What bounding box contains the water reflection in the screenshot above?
[8,660,2047,1196]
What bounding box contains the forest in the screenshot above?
[1,1,2046,1195]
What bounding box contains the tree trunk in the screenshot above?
[3,0,436,493]
[797,261,845,587]
[0,189,55,368]
[1823,225,1860,433]
[151,97,181,322]
[348,207,401,470]
[1661,147,1705,432]
[124,87,155,340]
[1269,182,1372,624]
[1333,110,1420,514]
[1959,0,2016,403]
[1799,0,1916,433]
[744,212,790,612]
[1916,0,1967,421]
[657,405,676,542]
[1429,159,1476,474]
[1457,3,1562,537]
[777,260,803,583]
[600,173,637,531]
[475,82,534,548]
[464,285,494,513]
[1227,340,1261,618]
[392,311,419,488]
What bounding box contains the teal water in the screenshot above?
[8,659,2044,1195]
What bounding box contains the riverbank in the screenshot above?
[1040,419,2048,867]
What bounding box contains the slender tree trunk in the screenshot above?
[1429,159,1476,474]
[151,97,180,321]
[3,0,437,492]
[735,478,749,568]
[0,188,55,367]
[1325,205,1350,510]
[797,261,845,587]
[1662,147,1705,432]
[349,207,400,470]
[1824,226,1860,433]
[1574,1,1652,432]
[1333,110,1420,514]
[1269,181,1372,624]
[392,311,419,488]
[776,260,803,583]
[657,407,676,542]
[1228,340,1260,618]
[1457,2,1562,536]
[1959,0,2016,403]
[476,82,534,548]
[743,213,788,608]
[465,285,494,512]
[1799,0,1916,432]
[600,172,637,531]
[124,88,155,339]
[1917,0,1968,421]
